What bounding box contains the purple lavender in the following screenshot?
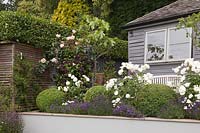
[113,104,143,118]
[49,101,90,115]
[0,112,23,133]
[186,102,200,120]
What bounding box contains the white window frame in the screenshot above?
[144,27,192,63]
[144,29,167,63]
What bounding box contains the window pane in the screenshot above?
[146,30,166,61]
[168,43,191,60]
[168,28,191,60]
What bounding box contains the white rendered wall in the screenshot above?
[22,113,200,133]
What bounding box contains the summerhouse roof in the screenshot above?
[124,0,200,29]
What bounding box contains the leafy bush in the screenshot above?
[84,86,108,102]
[0,85,12,111]
[135,84,176,117]
[37,30,92,92]
[52,0,89,28]
[105,62,152,107]
[103,61,117,81]
[14,54,41,111]
[101,38,128,60]
[173,59,200,110]
[36,88,65,112]
[0,11,70,49]
[0,112,23,133]
[158,99,185,119]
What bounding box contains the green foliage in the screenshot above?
[178,12,200,46]
[103,61,117,81]
[78,14,115,84]
[36,31,92,102]
[87,0,113,19]
[78,15,114,50]
[52,0,89,28]
[0,0,6,11]
[14,54,41,111]
[0,11,70,49]
[84,86,108,102]
[101,38,128,60]
[0,85,12,111]
[107,0,176,39]
[114,77,144,106]
[135,84,176,117]
[17,0,49,18]
[158,99,185,119]
[36,88,65,112]
[36,0,59,15]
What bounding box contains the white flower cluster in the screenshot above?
[62,100,75,106]
[66,30,76,41]
[118,62,152,84]
[105,62,153,107]
[105,78,118,90]
[142,73,153,84]
[173,58,200,75]
[40,58,47,64]
[58,74,90,92]
[173,58,200,109]
[118,62,150,75]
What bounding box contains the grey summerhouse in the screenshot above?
[124,0,200,76]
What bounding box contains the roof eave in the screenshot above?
[122,10,200,30]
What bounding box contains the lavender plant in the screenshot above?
[0,112,23,133]
[113,104,143,118]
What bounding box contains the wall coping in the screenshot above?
[21,112,200,124]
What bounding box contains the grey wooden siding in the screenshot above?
[0,44,13,86]
[128,21,200,76]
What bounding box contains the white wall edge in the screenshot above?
[20,112,200,124]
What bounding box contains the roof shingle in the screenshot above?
[125,0,200,28]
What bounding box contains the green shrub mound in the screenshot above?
[84,86,108,102]
[135,84,176,117]
[0,11,70,49]
[36,88,65,112]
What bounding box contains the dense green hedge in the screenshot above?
[101,38,128,60]
[108,38,128,60]
[0,11,70,49]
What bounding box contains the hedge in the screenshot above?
[0,11,127,60]
[101,37,128,60]
[0,11,70,49]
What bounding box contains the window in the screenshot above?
[146,30,166,62]
[145,27,192,63]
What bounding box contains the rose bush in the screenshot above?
[173,58,200,110]
[105,62,153,107]
[37,30,92,101]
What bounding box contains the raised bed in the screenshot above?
[21,112,200,133]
